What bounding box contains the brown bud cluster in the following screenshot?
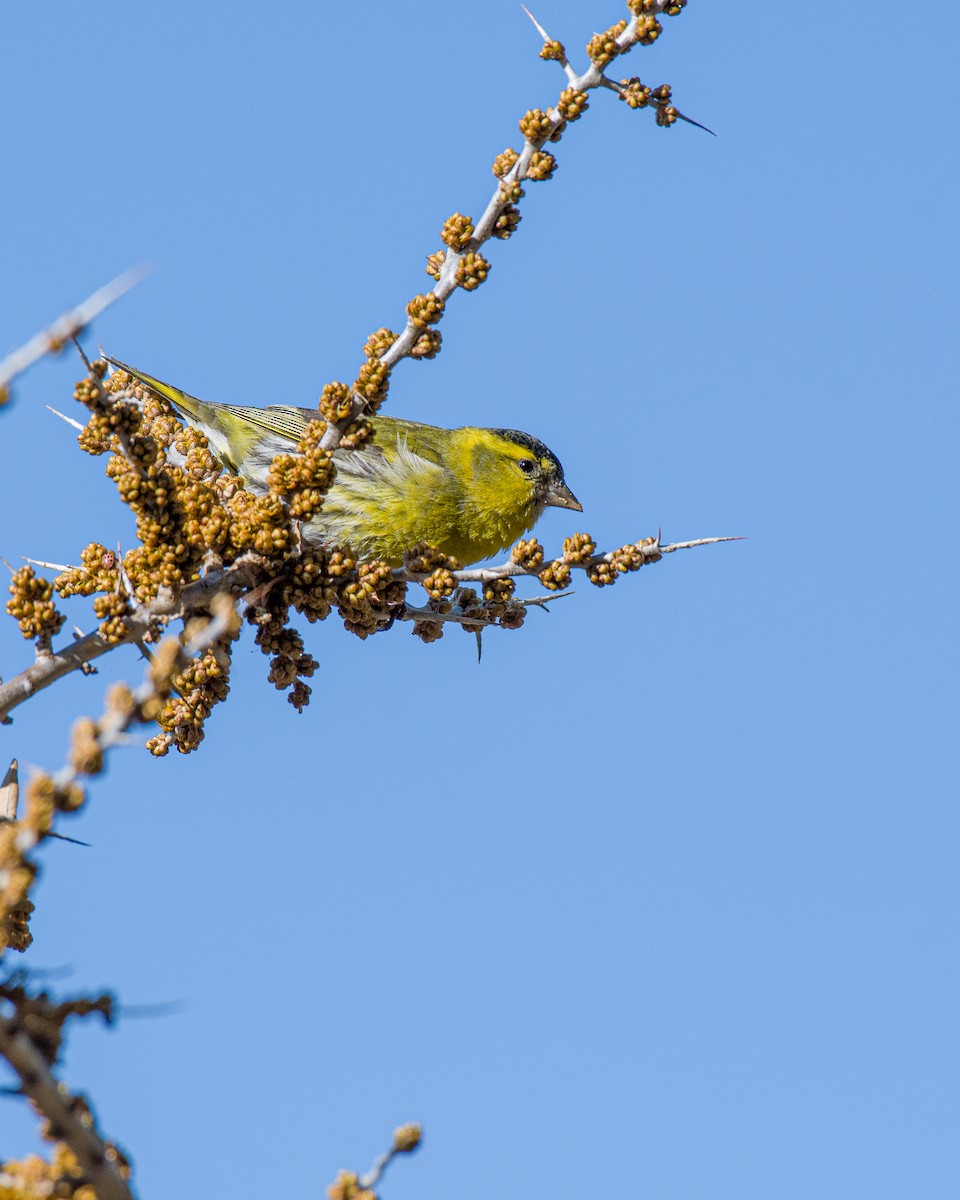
[354,356,390,410]
[492,147,520,178]
[3,895,33,952]
[283,548,340,623]
[634,14,662,44]
[539,39,565,62]
[256,618,316,694]
[499,601,526,631]
[511,538,544,571]
[26,771,84,822]
[406,293,445,328]
[410,330,442,360]
[1,1138,131,1196]
[363,327,398,359]
[403,542,461,576]
[150,623,239,753]
[619,77,652,108]
[412,617,445,644]
[77,409,130,456]
[63,372,266,606]
[440,212,475,251]
[393,1123,423,1153]
[562,532,597,564]
[483,577,515,607]
[582,537,662,586]
[105,681,138,723]
[328,1169,376,1200]
[0,844,37,951]
[526,151,557,182]
[223,490,296,558]
[519,108,555,143]
[75,372,145,457]
[610,541,650,572]
[319,382,354,424]
[455,252,491,292]
[538,559,572,590]
[556,88,589,123]
[339,558,406,638]
[493,204,522,240]
[453,586,482,626]
[69,717,103,776]
[339,418,375,451]
[586,20,627,67]
[267,419,335,523]
[588,561,619,587]
[148,637,183,702]
[425,250,446,281]
[423,567,456,601]
[6,566,65,643]
[628,0,684,17]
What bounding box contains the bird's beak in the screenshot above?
[543,481,583,512]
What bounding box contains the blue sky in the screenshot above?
[2,3,958,1197]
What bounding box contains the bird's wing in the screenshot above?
[219,404,315,442]
[332,420,447,486]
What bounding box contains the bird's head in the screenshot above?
[452,426,581,555]
[484,427,582,515]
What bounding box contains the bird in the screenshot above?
[102,357,582,566]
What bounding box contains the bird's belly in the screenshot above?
[302,486,536,567]
[303,482,463,565]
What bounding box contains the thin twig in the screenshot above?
[0,268,147,398]
[397,535,741,586]
[358,1126,422,1192]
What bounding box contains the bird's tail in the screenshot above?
[101,355,210,425]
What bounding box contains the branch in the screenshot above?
[430,535,741,585]
[2,5,716,729]
[320,2,694,448]
[0,559,259,723]
[0,992,133,1200]
[0,268,147,405]
[328,1124,422,1200]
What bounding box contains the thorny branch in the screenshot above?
[0,0,721,926]
[0,979,132,1200]
[0,0,724,849]
[1,4,719,1188]
[320,0,694,448]
[0,269,147,406]
[0,533,733,723]
[0,559,259,723]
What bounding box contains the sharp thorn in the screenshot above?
[520,3,552,44]
[46,830,91,847]
[71,334,93,371]
[676,111,717,137]
[45,405,85,432]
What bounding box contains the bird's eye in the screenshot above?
[517,459,536,475]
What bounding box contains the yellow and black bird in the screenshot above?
[104,357,582,566]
